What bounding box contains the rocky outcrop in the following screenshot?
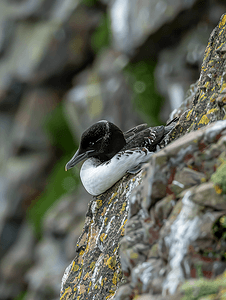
[1,1,226,300]
[60,14,226,300]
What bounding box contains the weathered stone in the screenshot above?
[43,189,90,237]
[170,167,205,196]
[131,259,164,294]
[110,0,202,55]
[6,153,51,218]
[0,222,35,299]
[154,195,175,226]
[64,49,141,138]
[114,284,134,300]
[169,14,226,141]
[191,182,226,210]
[25,236,68,300]
[156,22,213,120]
[1,6,226,300]
[60,173,143,299]
[11,88,60,152]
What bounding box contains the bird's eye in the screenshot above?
[89,141,95,146]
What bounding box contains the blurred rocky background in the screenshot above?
[0,0,226,300]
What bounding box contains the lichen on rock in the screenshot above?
[60,13,226,300]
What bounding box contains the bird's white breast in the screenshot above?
[80,148,153,196]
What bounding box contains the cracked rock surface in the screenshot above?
[60,14,226,300]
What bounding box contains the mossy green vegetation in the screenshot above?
[91,13,111,53]
[181,272,226,300]
[212,215,226,260]
[28,103,79,237]
[211,160,226,194]
[15,291,26,300]
[124,60,163,125]
[82,0,99,7]
[28,156,80,237]
[44,103,77,155]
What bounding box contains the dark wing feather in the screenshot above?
[122,118,178,152]
[123,123,148,143]
[122,125,165,152]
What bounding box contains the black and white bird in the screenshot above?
[65,119,178,196]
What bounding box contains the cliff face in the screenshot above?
[1,1,226,299]
[60,14,226,300]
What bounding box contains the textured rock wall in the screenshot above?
[60,14,226,300]
[0,1,226,300]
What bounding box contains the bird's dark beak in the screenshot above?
[65,149,94,171]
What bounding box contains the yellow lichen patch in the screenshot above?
[112,272,118,285]
[186,109,192,119]
[113,246,119,253]
[101,278,104,286]
[78,253,84,264]
[199,115,209,125]
[72,263,80,272]
[83,272,90,280]
[107,256,117,270]
[220,82,226,93]
[121,227,125,236]
[79,250,85,256]
[120,218,128,236]
[60,286,72,300]
[201,177,206,183]
[100,233,107,242]
[106,294,114,299]
[210,93,218,102]
[203,45,211,60]
[205,81,210,89]
[96,199,103,208]
[130,252,138,259]
[219,14,226,29]
[219,216,226,226]
[73,265,79,272]
[104,217,108,225]
[90,261,95,269]
[120,202,127,213]
[207,108,218,115]
[120,218,127,230]
[108,192,117,205]
[77,296,80,300]
[74,287,77,292]
[101,207,107,216]
[78,270,83,279]
[214,184,223,194]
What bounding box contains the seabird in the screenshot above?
[65,119,178,196]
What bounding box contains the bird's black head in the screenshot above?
[65,120,126,171]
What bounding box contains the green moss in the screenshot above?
[28,103,79,237]
[15,291,26,300]
[181,276,226,300]
[211,160,226,194]
[28,155,80,236]
[82,0,99,6]
[91,13,111,53]
[195,263,203,279]
[212,216,226,259]
[44,103,77,155]
[124,60,163,125]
